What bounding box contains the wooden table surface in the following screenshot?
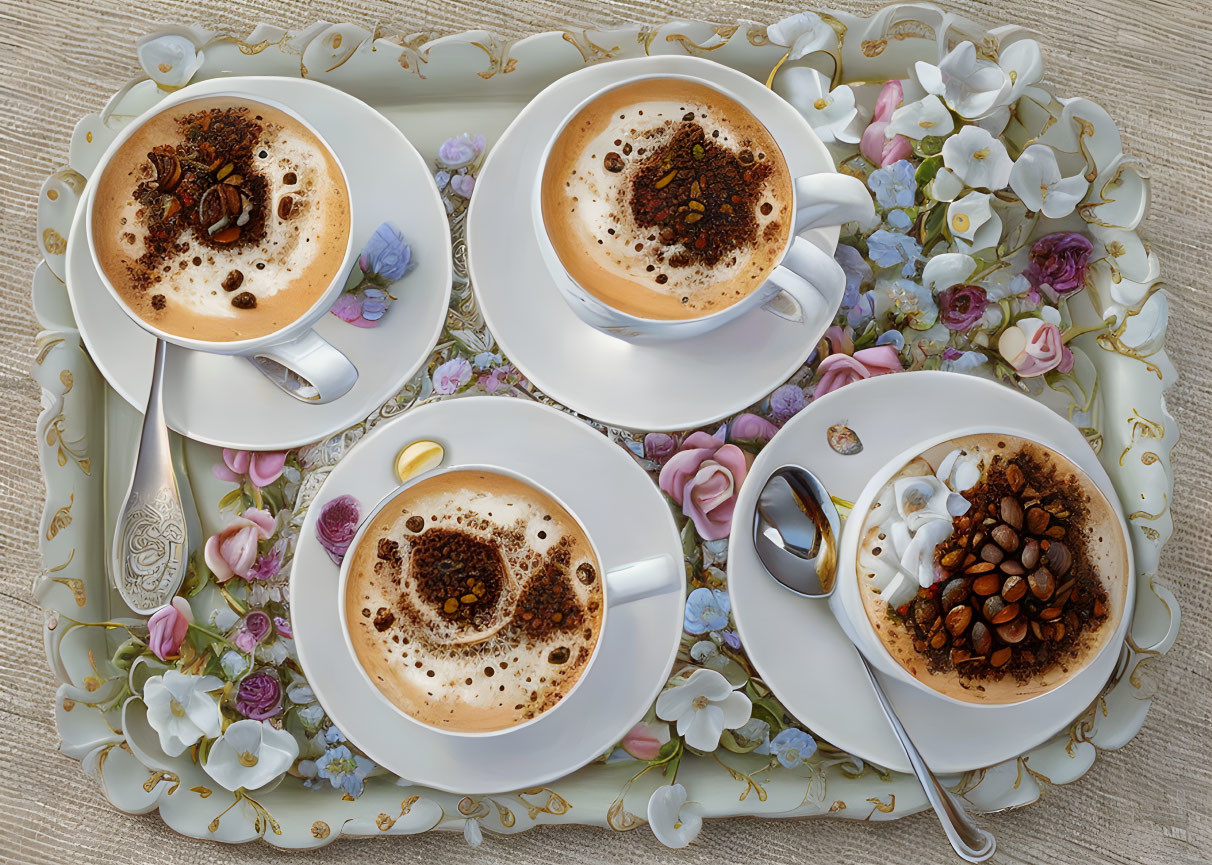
[1,1,1208,862]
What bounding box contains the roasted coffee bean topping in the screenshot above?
[230,291,257,309]
[885,451,1110,684]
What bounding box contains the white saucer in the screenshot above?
[64,77,452,449]
[290,397,685,793]
[728,371,1133,774]
[466,56,842,432]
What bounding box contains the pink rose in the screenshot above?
[997,318,1073,377]
[204,507,276,582]
[814,346,904,397]
[860,80,913,167]
[316,495,361,564]
[147,596,192,661]
[234,610,273,654]
[644,433,679,464]
[622,721,671,761]
[731,413,779,442]
[212,449,288,488]
[659,431,750,541]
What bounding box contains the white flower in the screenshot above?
[1009,145,1090,219]
[136,33,203,89]
[922,252,977,292]
[941,126,1013,190]
[947,191,1002,253]
[655,668,751,752]
[203,719,299,792]
[915,41,1011,120]
[143,670,223,757]
[931,167,964,202]
[647,784,704,848]
[894,475,970,532]
[999,40,1043,105]
[767,11,836,59]
[886,95,955,140]
[777,66,862,144]
[936,448,983,492]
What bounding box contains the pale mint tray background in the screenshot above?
[2,1,1209,864]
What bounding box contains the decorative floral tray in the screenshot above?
[32,4,1180,849]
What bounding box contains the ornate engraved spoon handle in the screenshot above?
[111,339,189,614]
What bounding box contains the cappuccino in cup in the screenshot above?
[540,77,793,321]
[855,434,1128,704]
[92,96,351,343]
[344,469,605,733]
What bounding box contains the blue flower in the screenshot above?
[684,587,730,635]
[867,159,917,210]
[885,208,913,232]
[757,728,817,768]
[867,229,922,277]
[323,726,346,744]
[834,244,872,313]
[314,745,375,798]
[876,330,906,351]
[721,630,742,650]
[359,223,411,282]
[434,170,450,191]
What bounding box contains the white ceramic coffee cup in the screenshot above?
[337,463,681,737]
[831,427,1134,707]
[532,70,875,343]
[85,84,358,404]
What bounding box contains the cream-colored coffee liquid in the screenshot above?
[92,96,350,342]
[345,470,604,733]
[541,78,792,321]
[856,434,1129,704]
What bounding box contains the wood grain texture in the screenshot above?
[1,1,1209,862]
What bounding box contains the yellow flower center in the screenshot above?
[1040,183,1049,199]
[952,213,970,232]
[813,97,829,110]
[918,119,936,128]
[238,750,260,767]
[691,695,710,710]
[1009,70,1018,83]
[169,698,186,718]
[973,147,989,160]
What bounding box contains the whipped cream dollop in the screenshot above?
[859,448,982,610]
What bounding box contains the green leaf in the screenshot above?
[915,155,943,187]
[916,135,945,157]
[920,202,948,249]
[217,487,244,513]
[654,738,681,762]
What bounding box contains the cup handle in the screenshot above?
[760,235,846,323]
[793,173,876,234]
[605,553,682,607]
[246,329,359,404]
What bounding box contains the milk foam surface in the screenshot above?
[345,471,604,733]
[541,79,792,320]
[92,97,350,342]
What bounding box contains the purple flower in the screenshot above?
[938,284,989,331]
[236,670,282,721]
[943,347,963,361]
[438,132,486,168]
[330,293,376,328]
[450,173,475,198]
[359,223,411,282]
[644,433,678,464]
[1025,232,1093,301]
[731,413,779,442]
[273,616,292,638]
[835,244,873,313]
[247,540,285,582]
[770,384,806,421]
[234,610,273,653]
[433,357,472,394]
[722,630,742,650]
[317,495,360,564]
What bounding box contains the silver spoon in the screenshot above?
[754,465,996,863]
[111,339,193,614]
